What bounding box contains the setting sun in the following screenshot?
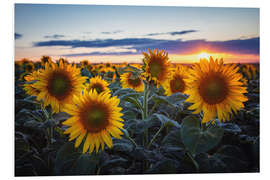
[198,52,210,60]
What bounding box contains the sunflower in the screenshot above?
[99,66,115,74]
[186,57,248,123]
[57,58,69,65]
[105,71,116,82]
[142,48,171,86]
[19,58,30,66]
[33,61,87,113]
[120,72,144,92]
[163,65,189,96]
[87,64,95,72]
[130,63,142,70]
[85,76,110,94]
[24,62,35,72]
[240,77,248,86]
[62,90,124,154]
[41,56,52,66]
[105,62,112,68]
[242,64,257,80]
[23,70,43,96]
[80,60,90,68]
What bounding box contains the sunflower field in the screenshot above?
[15,50,259,176]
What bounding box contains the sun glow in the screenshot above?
[198,52,210,60]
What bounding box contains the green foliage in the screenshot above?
[181,115,224,156]
[15,63,260,175]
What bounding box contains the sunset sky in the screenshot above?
[14,4,259,64]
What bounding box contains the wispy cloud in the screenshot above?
[146,30,198,36]
[15,33,23,40]
[33,37,259,56]
[63,51,137,57]
[44,34,65,39]
[101,30,123,34]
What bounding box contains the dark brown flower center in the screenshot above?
[170,75,185,93]
[127,73,142,87]
[149,60,163,78]
[107,72,115,79]
[90,83,104,94]
[47,71,72,100]
[80,103,109,132]
[198,73,229,105]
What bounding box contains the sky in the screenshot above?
[14,4,260,64]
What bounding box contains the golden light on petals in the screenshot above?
[186,57,248,123]
[32,61,87,113]
[163,65,189,96]
[142,48,171,86]
[85,76,110,94]
[23,70,43,96]
[120,72,144,92]
[62,90,124,154]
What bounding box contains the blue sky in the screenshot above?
[14,4,259,63]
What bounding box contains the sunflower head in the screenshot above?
[62,90,124,154]
[242,64,257,80]
[87,64,95,72]
[186,57,248,123]
[81,60,90,67]
[105,71,116,82]
[142,48,171,86]
[23,70,42,96]
[33,61,87,113]
[105,62,112,68]
[85,76,110,94]
[41,56,52,66]
[20,58,30,66]
[58,58,69,65]
[120,72,145,92]
[24,62,35,72]
[163,65,189,96]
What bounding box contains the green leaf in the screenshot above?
[152,95,176,108]
[153,113,181,128]
[54,142,80,175]
[146,158,179,174]
[119,94,143,111]
[101,156,129,169]
[180,115,224,156]
[113,141,133,153]
[213,145,249,172]
[113,88,136,97]
[71,154,99,175]
[23,120,41,128]
[161,129,183,147]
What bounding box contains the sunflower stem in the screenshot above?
[147,124,166,149]
[125,134,138,148]
[187,151,199,172]
[149,102,158,115]
[142,82,149,120]
[142,82,149,146]
[41,105,54,146]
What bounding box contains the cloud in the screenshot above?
[101,30,123,34]
[63,51,138,57]
[146,30,198,36]
[33,37,259,56]
[44,34,65,39]
[15,33,23,40]
[33,38,165,48]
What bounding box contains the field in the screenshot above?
[15,53,259,176]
